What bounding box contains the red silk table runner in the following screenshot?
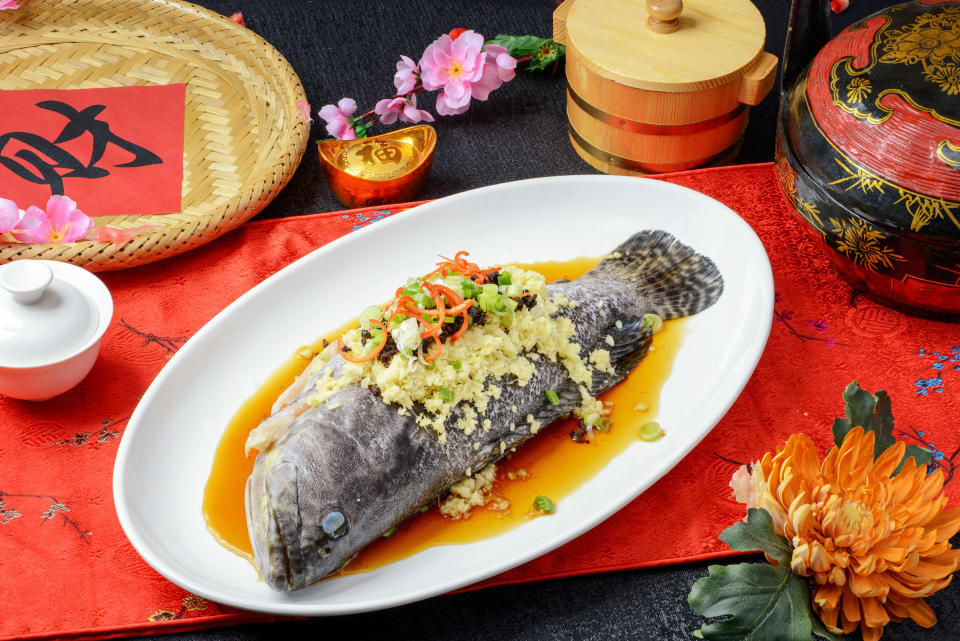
[2,163,958,640]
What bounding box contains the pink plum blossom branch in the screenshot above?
[1,195,160,246]
[317,28,518,141]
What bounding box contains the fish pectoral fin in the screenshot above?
[475,429,535,468]
[590,316,653,393]
[529,377,583,425]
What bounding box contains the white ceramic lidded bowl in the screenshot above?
[0,260,113,401]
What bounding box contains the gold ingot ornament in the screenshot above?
[317,125,437,208]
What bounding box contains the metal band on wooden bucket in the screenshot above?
[567,84,748,135]
[568,126,743,174]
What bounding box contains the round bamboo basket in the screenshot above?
[554,0,777,175]
[0,0,309,271]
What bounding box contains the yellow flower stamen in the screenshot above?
[45,221,71,244]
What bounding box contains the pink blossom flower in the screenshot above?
[730,463,788,532]
[472,43,517,100]
[420,31,488,116]
[729,464,760,510]
[318,98,358,140]
[394,55,419,94]
[0,198,20,233]
[296,99,313,123]
[419,31,517,115]
[0,0,19,10]
[11,196,94,244]
[374,95,435,125]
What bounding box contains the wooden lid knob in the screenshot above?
[647,0,683,33]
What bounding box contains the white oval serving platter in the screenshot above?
[113,174,773,615]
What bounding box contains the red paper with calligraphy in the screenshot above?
[0,84,185,216]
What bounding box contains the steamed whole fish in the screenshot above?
[245,230,723,590]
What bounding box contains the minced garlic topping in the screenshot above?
[306,265,606,442]
[589,348,614,375]
[439,464,500,519]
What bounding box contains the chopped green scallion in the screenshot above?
[595,417,612,432]
[450,361,461,370]
[358,305,383,330]
[639,421,665,442]
[478,291,500,313]
[533,495,555,513]
[439,387,453,402]
[498,272,512,286]
[642,313,664,334]
[382,527,398,538]
[545,389,560,405]
[413,292,433,308]
[420,505,429,513]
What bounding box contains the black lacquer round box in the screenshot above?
[776,0,960,318]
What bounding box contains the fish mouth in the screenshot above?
[247,461,309,591]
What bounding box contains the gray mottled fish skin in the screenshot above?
[247,230,723,590]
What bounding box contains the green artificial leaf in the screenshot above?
[831,417,852,449]
[348,116,370,139]
[487,34,549,56]
[832,381,931,472]
[689,508,844,641]
[810,613,845,641]
[486,34,565,72]
[688,562,812,641]
[868,389,896,458]
[840,381,879,437]
[526,43,565,72]
[900,444,933,475]
[719,508,792,566]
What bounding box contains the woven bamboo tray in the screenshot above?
[0,0,309,271]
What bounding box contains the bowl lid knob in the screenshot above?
[1,260,53,305]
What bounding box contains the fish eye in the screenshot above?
[320,509,348,539]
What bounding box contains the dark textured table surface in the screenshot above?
[128,1,960,640]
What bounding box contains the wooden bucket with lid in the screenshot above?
[554,0,778,175]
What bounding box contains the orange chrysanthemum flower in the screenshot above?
[737,427,960,641]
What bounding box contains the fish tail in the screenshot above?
[588,230,723,319]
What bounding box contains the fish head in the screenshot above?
[246,420,365,591]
